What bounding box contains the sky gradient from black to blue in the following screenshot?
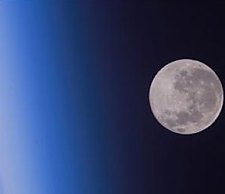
[1,1,225,194]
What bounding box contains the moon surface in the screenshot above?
[149,59,224,134]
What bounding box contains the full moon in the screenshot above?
[149,59,224,134]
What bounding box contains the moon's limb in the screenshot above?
[149,59,223,134]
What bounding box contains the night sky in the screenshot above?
[1,1,225,194]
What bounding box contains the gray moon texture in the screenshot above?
[149,59,224,134]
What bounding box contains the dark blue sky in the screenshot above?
[1,1,225,194]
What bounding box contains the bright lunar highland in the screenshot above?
[149,59,224,134]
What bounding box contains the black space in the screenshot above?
[60,1,225,194]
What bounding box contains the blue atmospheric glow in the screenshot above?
[0,2,89,194]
